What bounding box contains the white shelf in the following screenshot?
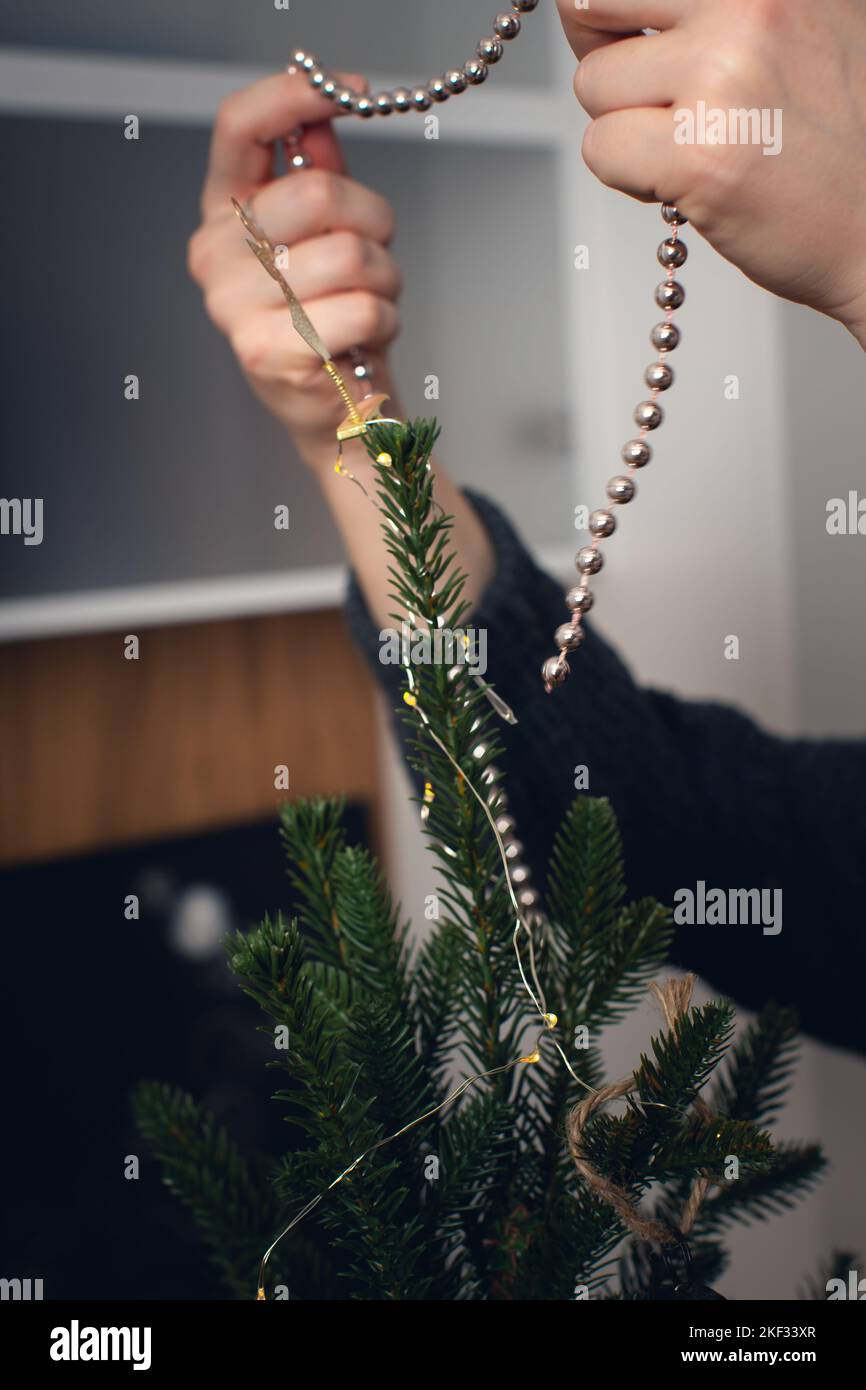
[0,31,577,645]
[0,46,566,145]
[0,566,346,643]
[0,545,575,644]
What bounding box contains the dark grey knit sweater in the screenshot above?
[346,491,866,1058]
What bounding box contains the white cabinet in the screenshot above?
[0,3,575,637]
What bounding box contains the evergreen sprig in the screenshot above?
[135,417,824,1299]
[131,1082,302,1298]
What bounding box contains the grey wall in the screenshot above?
[782,298,866,737]
[0,0,552,82]
[0,119,567,598]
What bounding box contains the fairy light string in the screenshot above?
[235,200,717,1302]
[231,230,582,1293]
[257,1055,537,1299]
[255,681,579,1300]
[401,689,580,1080]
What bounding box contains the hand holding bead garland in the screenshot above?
[290,7,689,697]
[236,175,713,1301]
[542,204,688,693]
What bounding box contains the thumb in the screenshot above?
[293,72,368,174]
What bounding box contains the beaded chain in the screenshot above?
[245,8,701,1296]
[542,204,688,693]
[290,2,539,115]
[291,3,689,696]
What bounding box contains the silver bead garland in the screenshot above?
[478,750,542,919]
[289,1,538,114]
[418,682,541,918]
[288,12,688,702]
[542,202,689,693]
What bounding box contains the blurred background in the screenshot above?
[0,1,864,1299]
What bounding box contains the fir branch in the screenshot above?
[412,919,463,1080]
[695,1141,827,1232]
[636,1000,735,1118]
[712,1002,800,1126]
[578,899,673,1032]
[433,1093,515,1295]
[514,1186,624,1300]
[299,959,354,1035]
[575,1003,747,1201]
[279,798,349,970]
[132,1083,292,1298]
[519,1042,605,1207]
[331,844,410,1008]
[546,797,627,949]
[134,417,826,1301]
[228,913,353,1130]
[363,419,532,1083]
[344,996,437,1164]
[230,913,430,1298]
[648,1116,774,1182]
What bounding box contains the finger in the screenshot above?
[283,233,402,303]
[230,293,400,380]
[188,170,396,291]
[202,70,361,215]
[250,167,396,248]
[582,106,682,204]
[302,290,402,361]
[556,0,688,59]
[204,235,401,327]
[288,71,368,176]
[574,31,678,118]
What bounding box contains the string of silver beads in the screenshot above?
[471,734,543,924]
[427,672,543,923]
[542,203,688,694]
[289,2,538,116]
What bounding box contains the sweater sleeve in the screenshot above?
[344,490,866,1057]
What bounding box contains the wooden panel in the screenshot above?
[0,610,379,866]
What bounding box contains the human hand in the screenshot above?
[188,71,404,470]
[557,0,866,347]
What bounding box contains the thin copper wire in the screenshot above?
[256,1050,545,1298]
[235,198,597,1296]
[236,196,706,1297]
[405,695,587,1090]
[254,685,596,1297]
